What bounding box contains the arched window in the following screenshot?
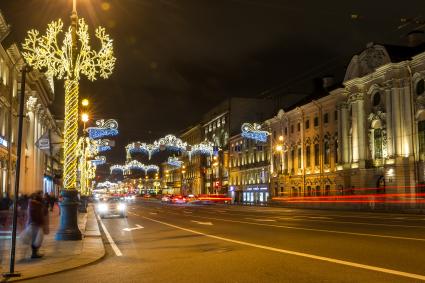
[372,92,381,107]
[314,144,320,166]
[416,79,425,96]
[306,145,311,167]
[324,141,330,165]
[418,120,425,161]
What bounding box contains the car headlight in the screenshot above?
[118,203,126,210]
[98,203,108,212]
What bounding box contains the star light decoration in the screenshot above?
[22,17,116,190]
[87,119,119,140]
[241,123,270,142]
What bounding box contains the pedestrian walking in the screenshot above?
[21,192,46,259]
[49,192,56,212]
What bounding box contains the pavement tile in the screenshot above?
[0,204,104,282]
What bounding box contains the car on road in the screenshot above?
[97,197,127,218]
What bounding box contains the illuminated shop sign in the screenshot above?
[246,187,268,191]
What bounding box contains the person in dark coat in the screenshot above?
[27,192,45,258]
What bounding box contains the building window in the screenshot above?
[324,141,330,165]
[297,147,302,168]
[291,125,294,133]
[306,145,311,167]
[334,140,338,164]
[284,127,288,135]
[297,123,300,132]
[324,113,329,124]
[305,119,310,129]
[417,79,425,96]
[419,120,425,161]
[372,92,381,107]
[334,110,338,121]
[314,143,320,166]
[314,117,319,127]
[291,149,295,171]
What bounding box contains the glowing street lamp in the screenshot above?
[82,98,89,107]
[81,113,89,123]
[22,0,116,241]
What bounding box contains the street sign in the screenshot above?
[35,132,50,151]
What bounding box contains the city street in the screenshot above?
[25,200,425,283]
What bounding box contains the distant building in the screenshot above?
[228,131,270,204]
[201,97,275,195]
[180,124,204,195]
[267,37,425,200]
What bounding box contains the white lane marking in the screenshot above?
[128,212,140,216]
[183,211,193,214]
[309,216,332,220]
[144,216,425,281]
[96,214,123,257]
[276,216,425,229]
[178,214,425,242]
[245,218,276,222]
[149,212,158,215]
[191,220,213,226]
[123,224,144,231]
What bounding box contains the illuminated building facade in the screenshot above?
[0,15,62,198]
[202,97,275,194]
[180,124,204,195]
[268,38,425,198]
[228,132,270,203]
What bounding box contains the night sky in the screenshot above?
[0,0,424,168]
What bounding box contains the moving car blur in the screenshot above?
[96,197,127,218]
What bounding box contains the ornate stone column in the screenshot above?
[384,84,393,158]
[350,93,366,166]
[339,102,350,164]
[402,78,413,157]
[391,80,402,156]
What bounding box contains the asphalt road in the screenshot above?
[25,200,425,283]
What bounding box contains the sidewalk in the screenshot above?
[0,204,104,282]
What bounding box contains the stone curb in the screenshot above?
[3,205,105,282]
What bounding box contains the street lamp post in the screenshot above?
[22,0,116,240]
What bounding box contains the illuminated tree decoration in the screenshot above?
[167,156,183,168]
[87,119,119,140]
[241,123,270,142]
[22,18,116,190]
